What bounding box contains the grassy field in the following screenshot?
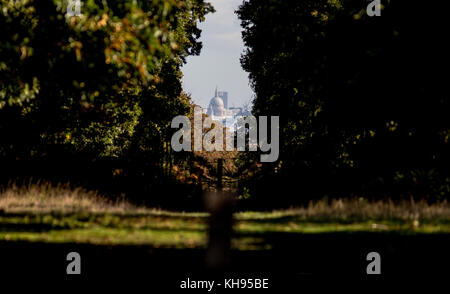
[1,183,449,250]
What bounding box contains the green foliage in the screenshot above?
[237,0,450,203]
[0,0,214,203]
[0,0,212,156]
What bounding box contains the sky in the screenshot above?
[181,0,254,109]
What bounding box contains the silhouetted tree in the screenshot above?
[237,0,450,206]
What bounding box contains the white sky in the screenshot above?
[181,0,254,109]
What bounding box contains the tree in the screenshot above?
[0,0,214,206]
[237,0,450,205]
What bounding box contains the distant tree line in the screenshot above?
[237,0,450,207]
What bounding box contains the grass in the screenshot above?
[0,182,137,214]
[0,183,449,250]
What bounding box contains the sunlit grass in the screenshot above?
[1,183,449,250]
[0,228,206,248]
[235,198,450,224]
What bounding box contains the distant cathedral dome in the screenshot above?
[211,96,225,109]
[207,87,226,117]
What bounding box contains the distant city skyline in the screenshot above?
[181,0,254,109]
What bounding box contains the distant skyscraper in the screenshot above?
[218,91,228,110]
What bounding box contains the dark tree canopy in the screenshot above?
[237,0,450,206]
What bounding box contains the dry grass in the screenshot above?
[1,183,449,224]
[0,182,135,214]
[0,182,208,217]
[236,198,450,223]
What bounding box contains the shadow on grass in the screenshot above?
[0,231,448,287]
[0,223,58,232]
